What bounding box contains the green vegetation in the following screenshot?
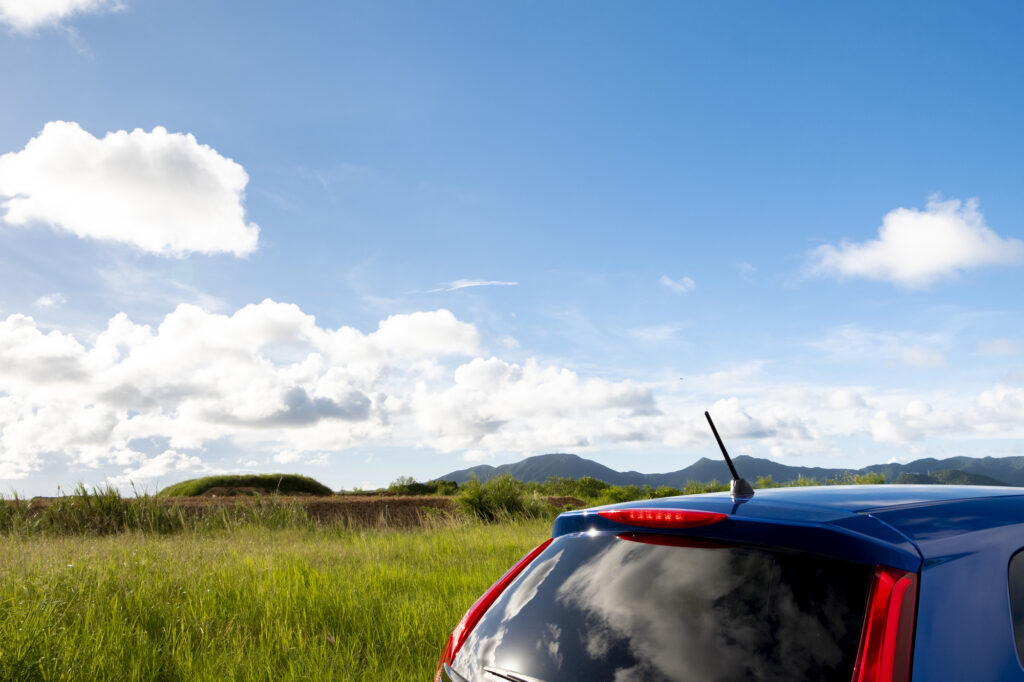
[2,469,896,539]
[0,486,312,537]
[894,469,1008,486]
[0,519,550,681]
[455,474,552,521]
[157,474,333,497]
[448,470,884,516]
[754,471,885,488]
[0,467,951,680]
[386,476,459,496]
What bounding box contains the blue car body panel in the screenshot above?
[550,485,1024,681]
[867,494,1024,681]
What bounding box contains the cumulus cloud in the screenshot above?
[2,300,1023,485]
[827,389,867,410]
[810,197,1024,288]
[659,275,696,294]
[0,0,120,32]
[0,121,259,257]
[412,357,659,453]
[107,450,210,488]
[0,302,652,482]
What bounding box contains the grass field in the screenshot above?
[0,519,551,681]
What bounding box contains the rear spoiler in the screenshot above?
[552,502,921,572]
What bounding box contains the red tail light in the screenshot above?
[435,538,553,682]
[597,508,727,529]
[615,532,729,550]
[852,565,918,682]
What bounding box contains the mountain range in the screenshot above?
[436,453,1024,487]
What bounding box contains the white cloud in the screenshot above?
[430,279,518,292]
[33,293,66,309]
[369,309,480,358]
[412,356,658,453]
[0,303,473,479]
[462,449,492,462]
[659,275,696,294]
[827,389,867,410]
[3,300,1024,485]
[273,450,303,464]
[0,0,120,32]
[0,121,259,257]
[0,302,648,481]
[107,450,210,488]
[810,197,1024,288]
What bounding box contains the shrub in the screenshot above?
[596,485,643,505]
[387,476,458,496]
[455,475,550,521]
[572,476,611,499]
[650,486,682,498]
[158,474,333,497]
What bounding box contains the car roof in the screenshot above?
[713,484,1024,513]
[571,485,1024,554]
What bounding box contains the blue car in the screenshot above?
[437,483,1024,681]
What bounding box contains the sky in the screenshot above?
[1,0,1023,495]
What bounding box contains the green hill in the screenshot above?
[158,474,334,497]
[894,469,1009,486]
[438,453,1024,487]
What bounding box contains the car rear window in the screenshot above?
[1008,549,1024,666]
[452,532,872,682]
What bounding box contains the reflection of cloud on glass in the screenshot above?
[556,541,852,681]
[502,551,563,624]
[536,623,563,670]
[456,550,564,680]
[456,622,496,680]
[613,665,642,682]
[557,540,738,679]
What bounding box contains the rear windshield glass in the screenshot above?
[1008,549,1024,666]
[453,532,871,682]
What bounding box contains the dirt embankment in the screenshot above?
[288,495,458,526]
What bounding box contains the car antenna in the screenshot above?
[704,411,755,499]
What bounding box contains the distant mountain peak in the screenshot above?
[434,452,1022,487]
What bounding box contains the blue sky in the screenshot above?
[1,1,1023,495]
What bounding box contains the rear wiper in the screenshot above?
[484,666,548,682]
[440,664,470,682]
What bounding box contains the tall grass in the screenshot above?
[455,474,552,521]
[0,519,551,681]
[0,485,312,537]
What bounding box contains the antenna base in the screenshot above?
[730,478,755,499]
